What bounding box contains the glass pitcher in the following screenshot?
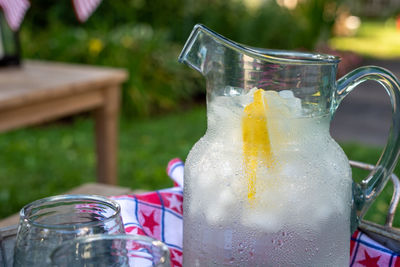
[178,24,400,266]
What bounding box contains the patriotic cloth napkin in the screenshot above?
[110,159,184,267]
[350,230,400,267]
[111,158,400,267]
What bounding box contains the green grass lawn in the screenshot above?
[330,19,400,59]
[0,106,207,218]
[0,106,398,228]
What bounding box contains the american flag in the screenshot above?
[0,0,30,31]
[72,0,102,23]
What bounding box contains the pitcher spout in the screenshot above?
[178,24,222,75]
[178,24,340,75]
[179,24,340,116]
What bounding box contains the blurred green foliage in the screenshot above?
[0,108,398,228]
[21,0,341,116]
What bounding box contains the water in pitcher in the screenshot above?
[183,88,353,266]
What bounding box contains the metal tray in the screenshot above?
[0,161,399,266]
[351,160,400,254]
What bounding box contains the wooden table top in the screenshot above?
[0,60,128,111]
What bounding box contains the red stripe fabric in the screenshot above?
[72,0,102,22]
[0,0,30,31]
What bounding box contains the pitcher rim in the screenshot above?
[248,47,341,65]
[182,24,341,65]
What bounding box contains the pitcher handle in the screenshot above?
[335,66,400,232]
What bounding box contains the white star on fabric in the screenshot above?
[166,194,182,213]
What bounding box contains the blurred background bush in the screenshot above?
[20,0,353,116]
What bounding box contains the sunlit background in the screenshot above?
[1,0,400,227]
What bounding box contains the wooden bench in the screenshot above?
[0,60,128,184]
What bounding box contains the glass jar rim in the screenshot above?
[20,194,121,230]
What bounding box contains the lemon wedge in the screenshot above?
[242,89,274,203]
